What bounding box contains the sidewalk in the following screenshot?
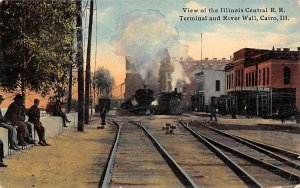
[192,112,298,127]
[0,117,115,188]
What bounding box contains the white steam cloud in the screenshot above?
[171,59,191,89]
[111,9,190,90]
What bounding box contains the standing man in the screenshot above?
[0,95,20,150]
[28,99,50,146]
[98,108,107,129]
[210,98,218,122]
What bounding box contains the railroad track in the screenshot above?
[180,116,300,187]
[141,116,247,187]
[99,119,197,188]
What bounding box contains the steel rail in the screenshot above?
[181,119,300,184]
[98,119,122,188]
[198,120,300,171]
[236,135,300,159]
[130,121,198,188]
[179,119,264,188]
[185,115,300,164]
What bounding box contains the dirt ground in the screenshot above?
[0,118,115,188]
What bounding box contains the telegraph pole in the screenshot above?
[76,0,85,131]
[84,0,94,124]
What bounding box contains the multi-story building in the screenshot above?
[180,57,230,91]
[158,51,174,92]
[192,69,226,112]
[225,47,300,117]
[124,56,144,100]
[181,57,229,111]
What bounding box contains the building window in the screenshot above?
[239,69,241,86]
[284,67,291,85]
[227,75,229,89]
[216,80,220,91]
[266,67,269,85]
[241,69,244,86]
[252,72,255,86]
[167,72,171,79]
[259,70,261,85]
[231,73,233,88]
[248,73,250,86]
[235,70,237,87]
[263,68,266,85]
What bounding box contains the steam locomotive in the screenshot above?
[95,98,111,113]
[151,88,182,115]
[121,88,182,115]
[121,87,154,115]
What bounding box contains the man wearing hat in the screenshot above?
[28,99,50,146]
[4,94,34,146]
[0,95,20,150]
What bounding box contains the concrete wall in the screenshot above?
[0,128,8,157]
[0,113,78,157]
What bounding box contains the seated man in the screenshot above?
[0,139,7,167]
[5,94,35,146]
[28,99,50,146]
[53,100,71,128]
[0,95,20,150]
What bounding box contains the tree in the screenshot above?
[94,67,115,98]
[0,1,77,97]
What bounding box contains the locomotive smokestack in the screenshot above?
[174,88,177,93]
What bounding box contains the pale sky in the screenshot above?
[85,0,300,87]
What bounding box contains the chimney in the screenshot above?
[277,48,281,51]
[297,47,300,51]
[213,58,217,61]
[174,88,178,93]
[283,48,290,51]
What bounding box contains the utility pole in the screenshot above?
[76,0,85,132]
[84,0,94,124]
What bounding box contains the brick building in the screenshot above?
[225,47,300,117]
[124,56,144,100]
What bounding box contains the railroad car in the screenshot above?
[96,98,111,113]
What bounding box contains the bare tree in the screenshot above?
[94,67,115,98]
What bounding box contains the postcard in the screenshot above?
[0,0,300,187]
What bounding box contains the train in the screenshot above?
[151,88,182,115]
[121,87,182,115]
[95,98,111,113]
[121,87,154,115]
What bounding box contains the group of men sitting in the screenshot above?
[0,94,50,167]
